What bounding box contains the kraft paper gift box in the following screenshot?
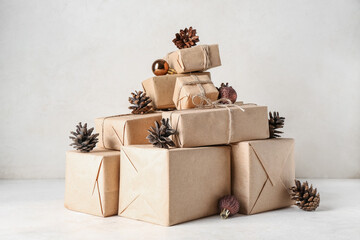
[162,104,269,148]
[95,113,162,150]
[64,149,120,217]
[231,138,295,215]
[164,44,221,74]
[142,72,211,110]
[118,145,231,226]
[173,74,219,110]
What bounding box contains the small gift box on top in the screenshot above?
[142,72,211,110]
[165,44,221,74]
[172,74,219,110]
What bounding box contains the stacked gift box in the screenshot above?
[64,27,307,226]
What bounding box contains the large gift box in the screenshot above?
[162,104,269,148]
[118,145,231,226]
[231,138,295,215]
[95,113,162,150]
[173,74,219,110]
[142,72,210,110]
[165,44,221,74]
[64,149,120,217]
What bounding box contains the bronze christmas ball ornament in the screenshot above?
[152,59,169,76]
[218,195,240,219]
[217,83,237,103]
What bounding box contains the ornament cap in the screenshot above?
[220,208,230,219]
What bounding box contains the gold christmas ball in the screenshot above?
[152,59,169,76]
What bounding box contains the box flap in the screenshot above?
[249,139,294,186]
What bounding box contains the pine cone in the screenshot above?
[218,195,240,219]
[146,118,176,149]
[128,90,154,114]
[269,111,285,138]
[290,180,320,211]
[69,122,99,152]
[172,26,200,49]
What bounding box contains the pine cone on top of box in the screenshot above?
[172,26,199,49]
[128,90,154,114]
[269,111,285,138]
[290,179,320,211]
[69,122,99,152]
[146,118,176,149]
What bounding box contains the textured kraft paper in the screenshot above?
[64,149,120,217]
[231,138,295,215]
[165,44,221,74]
[162,104,269,148]
[142,72,210,109]
[118,145,231,226]
[173,74,219,110]
[95,113,162,150]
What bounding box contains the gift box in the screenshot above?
[64,149,120,217]
[173,74,219,110]
[231,138,295,215]
[142,72,211,110]
[118,145,231,226]
[164,44,221,74]
[95,113,162,150]
[162,104,269,148]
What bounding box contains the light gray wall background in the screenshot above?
[0,0,359,179]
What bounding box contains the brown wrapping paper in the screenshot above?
[95,113,162,150]
[231,138,295,215]
[64,149,120,217]
[118,145,231,226]
[173,74,219,110]
[162,104,269,148]
[142,72,210,109]
[165,44,221,74]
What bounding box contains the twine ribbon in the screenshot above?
[200,45,211,69]
[191,94,245,111]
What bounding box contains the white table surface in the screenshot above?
[0,179,359,240]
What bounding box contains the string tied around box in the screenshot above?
[176,74,212,108]
[177,45,211,71]
[200,45,211,69]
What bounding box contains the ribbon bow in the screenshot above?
[191,94,245,112]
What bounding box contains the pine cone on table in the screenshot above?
[69,122,99,152]
[172,26,200,49]
[269,111,285,138]
[290,179,320,211]
[146,118,176,149]
[128,90,154,114]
